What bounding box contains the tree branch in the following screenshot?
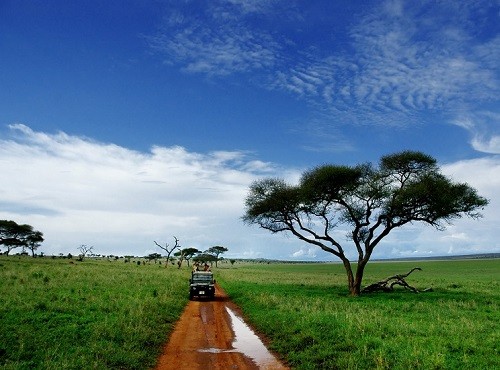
[361,267,427,293]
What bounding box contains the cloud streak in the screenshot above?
[274,1,499,124]
[148,0,281,77]
[148,0,500,150]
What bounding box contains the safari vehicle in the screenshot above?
[189,271,216,300]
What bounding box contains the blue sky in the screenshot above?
[1,0,499,260]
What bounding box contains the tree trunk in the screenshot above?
[346,259,368,296]
[361,268,425,293]
[342,259,360,296]
[348,281,361,296]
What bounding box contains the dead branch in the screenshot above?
[362,267,427,293]
[154,236,180,268]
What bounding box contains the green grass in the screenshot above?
[1,256,498,370]
[217,260,500,370]
[0,256,190,370]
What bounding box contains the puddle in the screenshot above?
[225,306,281,368]
[197,305,283,368]
[200,305,209,324]
[198,348,227,354]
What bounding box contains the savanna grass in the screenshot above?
[0,256,190,369]
[216,260,500,370]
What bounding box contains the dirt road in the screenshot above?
[154,285,289,370]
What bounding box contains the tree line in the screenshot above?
[152,236,228,268]
[0,223,229,267]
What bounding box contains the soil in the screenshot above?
[154,285,289,370]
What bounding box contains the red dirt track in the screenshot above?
[154,285,288,370]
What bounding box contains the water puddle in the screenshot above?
[198,305,284,368]
[225,306,282,368]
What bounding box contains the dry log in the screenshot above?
[362,267,426,293]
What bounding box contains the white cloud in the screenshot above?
[291,247,317,259]
[471,135,500,154]
[375,156,500,258]
[1,125,498,260]
[0,124,300,258]
[222,0,276,14]
[147,4,280,77]
[452,110,500,154]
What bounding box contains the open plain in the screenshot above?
[1,256,498,369]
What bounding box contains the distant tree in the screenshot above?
[206,246,228,267]
[174,247,200,268]
[146,253,162,263]
[230,259,236,266]
[1,238,24,256]
[243,151,489,296]
[193,253,218,266]
[25,231,44,257]
[77,244,94,261]
[0,220,43,256]
[183,248,201,266]
[154,236,180,268]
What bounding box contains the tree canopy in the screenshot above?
[206,246,228,267]
[243,151,488,296]
[0,220,44,256]
[175,247,201,267]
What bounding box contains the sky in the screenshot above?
[0,0,499,260]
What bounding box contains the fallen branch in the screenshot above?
[362,267,430,293]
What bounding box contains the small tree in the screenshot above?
[77,245,94,261]
[146,253,162,263]
[183,248,201,267]
[174,247,200,268]
[193,253,218,266]
[26,231,44,257]
[154,236,180,268]
[243,151,488,296]
[206,246,228,267]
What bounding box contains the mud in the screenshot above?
[154,285,288,370]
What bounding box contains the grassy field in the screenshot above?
[217,259,500,370]
[1,256,498,369]
[0,256,190,369]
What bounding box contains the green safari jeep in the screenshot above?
[189,271,216,300]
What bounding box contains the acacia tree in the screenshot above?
[206,246,228,267]
[146,253,162,263]
[175,247,200,268]
[26,231,44,257]
[0,220,43,256]
[154,236,180,268]
[77,244,94,261]
[243,151,488,296]
[193,253,218,266]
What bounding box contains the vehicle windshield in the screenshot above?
[192,274,213,283]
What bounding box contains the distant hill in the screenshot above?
[373,253,500,262]
[229,253,500,264]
